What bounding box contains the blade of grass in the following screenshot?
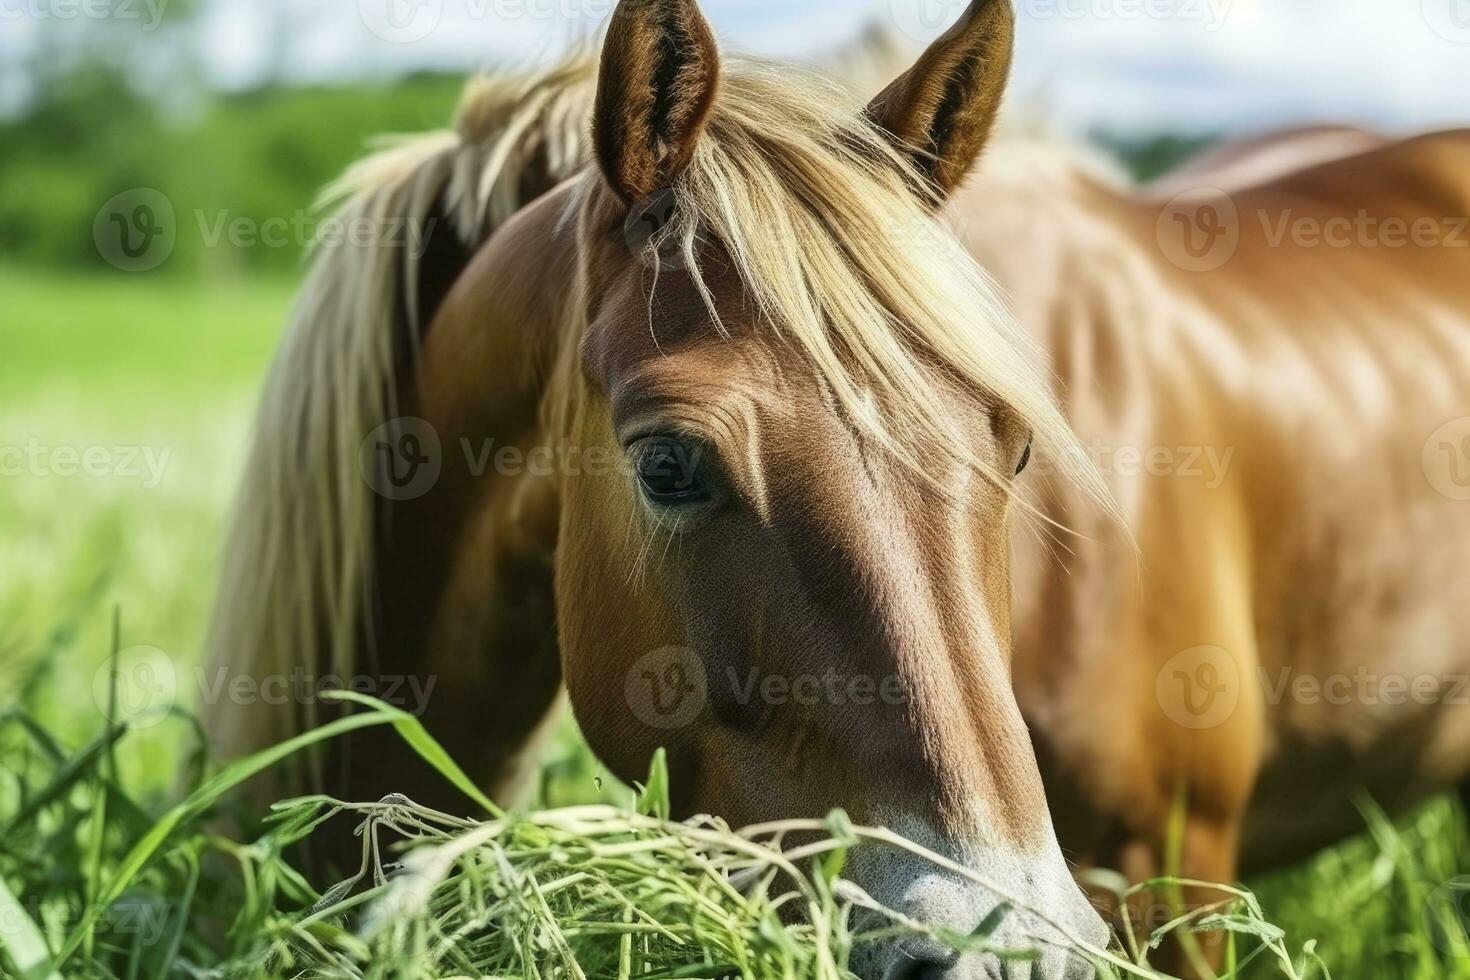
[321,690,503,818]
[0,874,61,980]
[82,609,123,961]
[53,706,407,968]
[0,711,66,765]
[145,851,200,979]
[4,723,131,831]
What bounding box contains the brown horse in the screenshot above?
[206,0,1470,976]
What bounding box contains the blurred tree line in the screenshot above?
[0,0,1211,278]
[1096,132,1218,183]
[0,0,463,276]
[1,71,464,275]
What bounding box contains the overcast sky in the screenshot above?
[7,0,1470,135]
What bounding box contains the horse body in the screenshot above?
[964,131,1470,891]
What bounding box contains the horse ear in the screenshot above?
[865,0,1015,202]
[593,0,721,204]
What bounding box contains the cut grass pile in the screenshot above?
[0,667,1328,980]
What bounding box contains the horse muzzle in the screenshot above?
[848,862,1110,980]
[880,943,1100,980]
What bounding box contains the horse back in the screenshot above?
[1145,125,1391,199]
[1189,130,1470,867]
[971,129,1470,874]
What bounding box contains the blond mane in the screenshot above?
[208,55,599,754]
[575,58,1113,503]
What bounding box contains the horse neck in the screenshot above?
[949,146,1160,688]
[952,140,1162,489]
[377,184,583,655]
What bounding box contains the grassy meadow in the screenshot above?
[2,263,1470,977]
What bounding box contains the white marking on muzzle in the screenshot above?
[844,814,1110,980]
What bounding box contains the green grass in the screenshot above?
[0,267,292,786]
[0,268,293,394]
[2,270,1469,978]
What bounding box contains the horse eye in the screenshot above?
[634,439,710,505]
[1015,438,1033,476]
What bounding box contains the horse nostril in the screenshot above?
[916,968,955,980]
[885,938,961,980]
[886,960,953,980]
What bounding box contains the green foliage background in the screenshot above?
[1,67,463,275]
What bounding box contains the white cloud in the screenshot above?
[24,0,1470,134]
[1003,0,1470,133]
